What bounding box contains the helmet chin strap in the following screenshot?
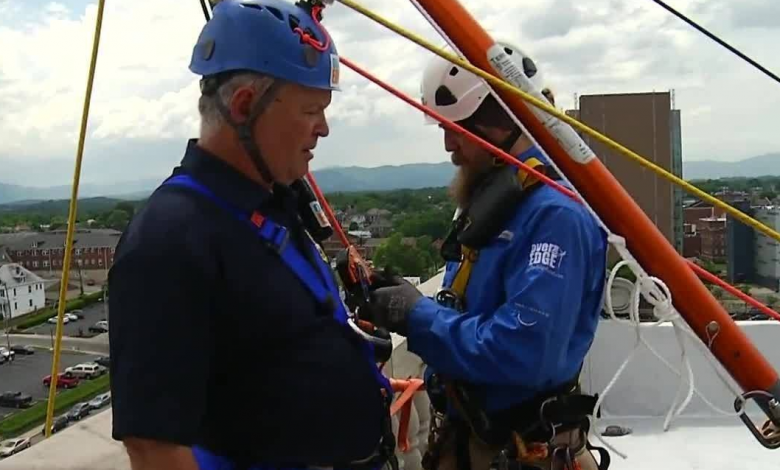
[211,79,283,187]
[459,119,524,166]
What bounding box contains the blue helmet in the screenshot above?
[190,0,341,91]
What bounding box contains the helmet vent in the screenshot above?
[289,14,300,31]
[240,3,264,12]
[434,85,458,106]
[265,6,284,20]
[522,57,538,78]
[448,66,459,77]
[503,46,513,55]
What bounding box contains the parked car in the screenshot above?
[0,391,33,409]
[66,402,91,421]
[41,415,70,435]
[64,363,106,380]
[64,313,79,322]
[88,320,108,333]
[69,309,85,319]
[0,348,14,362]
[93,356,110,368]
[10,345,35,355]
[88,392,111,410]
[47,316,70,324]
[43,372,80,389]
[0,437,31,458]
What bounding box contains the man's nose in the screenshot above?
[316,115,330,138]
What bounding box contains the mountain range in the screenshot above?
[1,153,779,206]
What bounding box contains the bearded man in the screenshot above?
[362,43,611,470]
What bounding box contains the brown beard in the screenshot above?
[448,163,493,207]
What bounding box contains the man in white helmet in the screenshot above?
[361,43,610,470]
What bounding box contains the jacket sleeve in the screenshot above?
[406,204,594,389]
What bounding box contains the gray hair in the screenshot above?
[198,72,276,138]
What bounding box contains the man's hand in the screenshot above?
[124,438,200,470]
[363,273,423,337]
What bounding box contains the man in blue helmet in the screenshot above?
[362,44,610,470]
[108,1,396,470]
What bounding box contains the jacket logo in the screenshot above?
[529,242,566,271]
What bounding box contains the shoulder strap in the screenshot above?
[161,175,392,383]
[448,158,549,306]
[162,175,336,315]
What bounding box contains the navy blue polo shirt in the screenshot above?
[108,140,387,466]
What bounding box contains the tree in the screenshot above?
[373,233,433,278]
[115,202,136,219]
[106,210,130,231]
[395,209,452,240]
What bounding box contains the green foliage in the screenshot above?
[690,175,780,197]
[709,285,725,300]
[373,233,435,279]
[0,198,144,231]
[0,374,111,438]
[394,209,453,240]
[326,187,452,215]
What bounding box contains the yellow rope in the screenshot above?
[335,0,780,244]
[44,0,106,438]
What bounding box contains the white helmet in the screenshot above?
[420,41,544,125]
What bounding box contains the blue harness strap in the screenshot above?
[161,174,393,470]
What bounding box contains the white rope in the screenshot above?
[586,234,749,459]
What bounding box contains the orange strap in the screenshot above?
[388,378,425,452]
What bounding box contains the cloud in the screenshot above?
[0,0,779,187]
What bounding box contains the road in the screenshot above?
[25,302,108,339]
[0,348,107,420]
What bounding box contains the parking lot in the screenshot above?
[0,347,108,420]
[25,302,108,338]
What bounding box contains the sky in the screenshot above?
[0,0,778,187]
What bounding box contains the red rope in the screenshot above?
[293,5,331,52]
[339,57,580,202]
[336,55,780,323]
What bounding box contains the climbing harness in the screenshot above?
[423,155,609,470]
[161,174,398,470]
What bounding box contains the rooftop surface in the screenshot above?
[1,274,779,469]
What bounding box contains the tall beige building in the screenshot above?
[566,91,684,254]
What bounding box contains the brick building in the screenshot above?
[2,229,121,273]
[698,217,727,263]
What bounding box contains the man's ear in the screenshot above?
[228,87,255,124]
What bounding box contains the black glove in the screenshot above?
[363,273,423,337]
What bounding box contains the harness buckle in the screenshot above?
[261,225,290,254]
[435,288,463,311]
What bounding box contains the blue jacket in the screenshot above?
[406,147,608,413]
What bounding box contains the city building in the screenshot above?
[698,216,727,263]
[0,263,47,319]
[683,223,701,258]
[726,200,755,284]
[2,229,121,273]
[568,91,683,254]
[753,207,780,290]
